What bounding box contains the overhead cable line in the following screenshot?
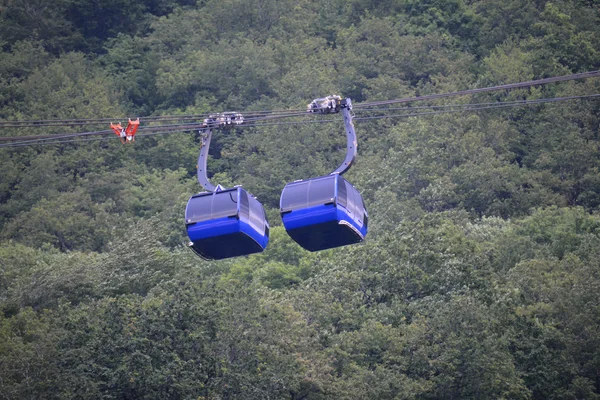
[2,136,117,148]
[1,70,599,146]
[0,112,333,143]
[354,93,600,113]
[0,94,597,147]
[354,94,600,121]
[0,119,341,148]
[355,70,600,108]
[354,94,600,119]
[2,94,598,148]
[0,122,207,143]
[0,109,308,128]
[0,130,190,148]
[2,70,598,128]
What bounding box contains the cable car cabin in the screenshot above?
[280,175,367,251]
[185,187,269,260]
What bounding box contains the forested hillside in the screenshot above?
[1,0,600,398]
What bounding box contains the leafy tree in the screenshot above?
[99,34,162,115]
[0,308,63,398]
[0,0,80,53]
[1,189,113,251]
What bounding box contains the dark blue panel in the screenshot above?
[281,204,365,251]
[188,231,264,260]
[187,216,240,241]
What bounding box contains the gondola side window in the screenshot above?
[345,181,357,216]
[239,190,250,220]
[248,196,265,235]
[264,208,270,237]
[347,186,366,227]
[352,189,362,223]
[353,187,364,222]
[362,198,368,228]
[281,183,309,212]
[211,191,239,219]
[337,177,348,208]
[307,176,335,207]
[186,195,213,224]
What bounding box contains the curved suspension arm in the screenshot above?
[332,98,357,175]
[197,128,223,192]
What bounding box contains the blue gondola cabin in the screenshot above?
[185,187,269,260]
[280,174,367,251]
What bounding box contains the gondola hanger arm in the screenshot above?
[197,128,223,192]
[331,98,357,176]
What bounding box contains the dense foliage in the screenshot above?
[1,0,599,398]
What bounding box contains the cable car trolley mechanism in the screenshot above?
[185,113,269,260]
[281,97,368,251]
[307,95,342,114]
[200,112,244,130]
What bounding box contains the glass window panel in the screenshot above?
[354,191,365,223]
[351,188,366,226]
[263,208,270,230]
[239,190,249,220]
[353,187,362,216]
[211,190,239,219]
[281,182,309,211]
[345,181,356,215]
[361,197,368,220]
[185,194,213,223]
[248,196,265,234]
[337,176,347,207]
[307,176,335,207]
[347,182,364,218]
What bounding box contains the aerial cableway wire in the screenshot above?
[355,102,580,122]
[0,70,599,147]
[0,121,209,143]
[354,93,600,113]
[1,131,183,148]
[0,111,319,144]
[0,120,340,147]
[0,119,342,148]
[3,92,595,130]
[1,70,598,128]
[0,110,309,128]
[2,93,599,145]
[1,95,599,147]
[353,94,600,120]
[355,70,600,108]
[2,94,599,148]
[13,109,308,127]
